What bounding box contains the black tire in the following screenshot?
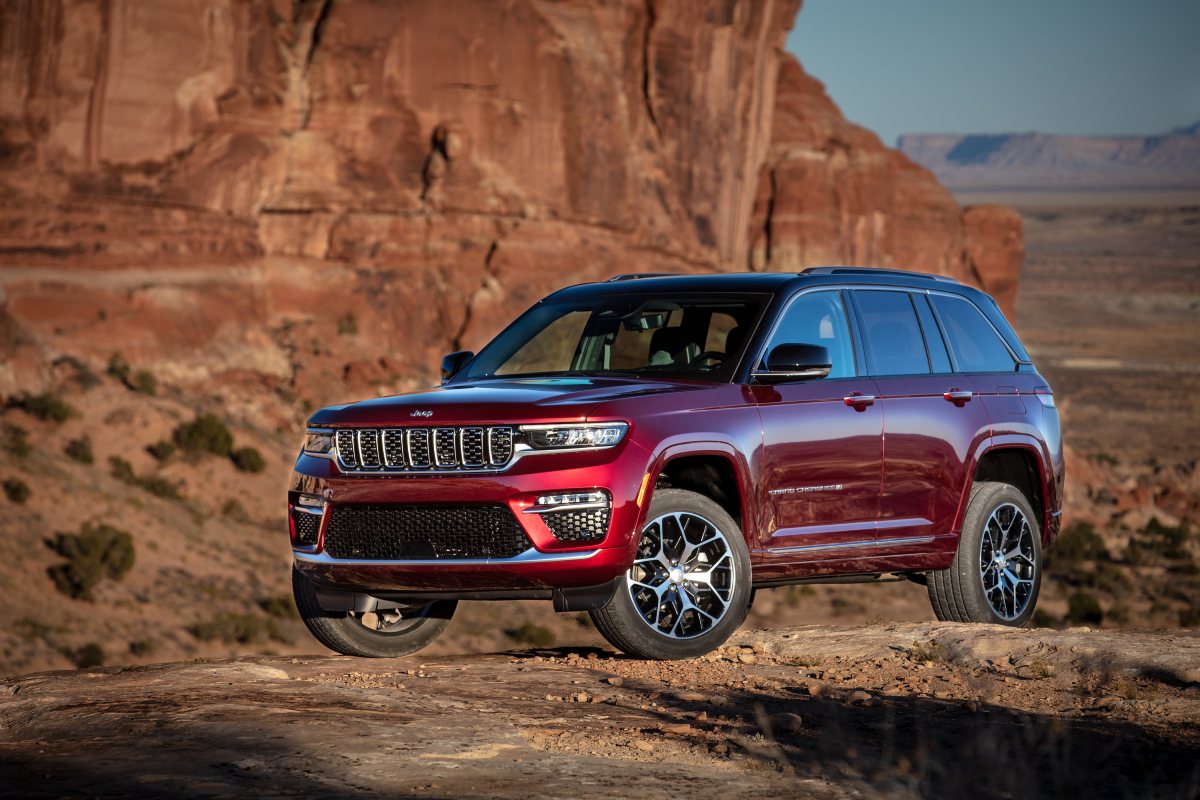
[589,488,752,660]
[927,481,1043,626]
[292,567,456,657]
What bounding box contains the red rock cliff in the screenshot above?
[0,0,1020,413]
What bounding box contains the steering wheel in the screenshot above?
[688,351,728,370]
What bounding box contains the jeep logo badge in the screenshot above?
[410,409,433,418]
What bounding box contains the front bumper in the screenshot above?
[288,438,652,594]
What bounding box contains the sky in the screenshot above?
[786,0,1200,145]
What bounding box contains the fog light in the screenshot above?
[296,493,325,508]
[532,491,608,511]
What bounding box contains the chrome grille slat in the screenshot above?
[334,425,515,474]
[357,429,382,468]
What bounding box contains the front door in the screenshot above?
[752,290,883,572]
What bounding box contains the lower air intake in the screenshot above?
[323,504,531,560]
[542,507,611,543]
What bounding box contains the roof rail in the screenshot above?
[800,267,959,284]
[606,273,676,282]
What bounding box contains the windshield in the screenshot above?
[456,293,769,383]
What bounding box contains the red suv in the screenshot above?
[289,268,1063,660]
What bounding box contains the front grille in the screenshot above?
[291,508,321,546]
[323,505,531,560]
[332,426,514,473]
[543,507,611,543]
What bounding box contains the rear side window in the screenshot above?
[853,291,930,376]
[930,294,1016,373]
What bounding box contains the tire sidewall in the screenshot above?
[598,488,751,659]
[959,483,1043,626]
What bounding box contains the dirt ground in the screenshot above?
[2,623,1196,799]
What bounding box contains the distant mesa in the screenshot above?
[898,121,1200,190]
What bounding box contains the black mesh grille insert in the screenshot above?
[433,429,457,467]
[488,427,513,464]
[323,505,531,560]
[358,429,381,468]
[461,428,485,466]
[292,508,321,546]
[382,429,405,467]
[542,507,611,542]
[407,429,431,468]
[335,430,356,466]
[333,426,514,472]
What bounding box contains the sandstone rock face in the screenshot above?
[746,56,1022,316]
[0,1,1019,408]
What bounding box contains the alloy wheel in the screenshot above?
[626,511,736,639]
[978,502,1037,620]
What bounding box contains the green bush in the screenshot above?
[129,638,157,656]
[106,353,131,383]
[188,613,288,645]
[259,594,299,619]
[1,424,31,457]
[1180,607,1200,628]
[46,521,136,601]
[3,477,30,504]
[1145,518,1190,560]
[336,313,358,336]
[109,455,136,483]
[174,413,233,457]
[137,473,182,501]
[1065,590,1104,626]
[147,440,176,461]
[1031,608,1059,629]
[1087,561,1132,594]
[130,370,158,396]
[64,435,94,465]
[221,498,249,522]
[9,392,77,423]
[505,622,556,648]
[1048,521,1109,569]
[231,446,265,474]
[63,642,105,669]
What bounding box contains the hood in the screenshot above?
[307,376,710,427]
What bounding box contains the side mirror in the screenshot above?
[440,350,474,383]
[751,343,832,384]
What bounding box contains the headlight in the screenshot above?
[302,429,334,454]
[521,422,628,450]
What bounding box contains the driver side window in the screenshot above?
[762,291,855,379]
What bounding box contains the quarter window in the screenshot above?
[854,290,930,376]
[762,291,854,379]
[930,294,1016,373]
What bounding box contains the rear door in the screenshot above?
[752,290,883,570]
[850,289,991,555]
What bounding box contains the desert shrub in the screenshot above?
[147,440,176,461]
[46,522,135,601]
[1031,608,1059,629]
[259,594,299,619]
[9,392,77,423]
[109,455,136,483]
[1180,607,1200,628]
[231,446,265,473]
[188,613,287,645]
[1124,539,1152,566]
[3,477,30,504]
[174,413,233,457]
[1065,590,1104,626]
[505,622,555,648]
[130,370,158,396]
[63,642,105,669]
[221,498,249,522]
[64,435,94,465]
[1048,521,1109,569]
[129,638,157,656]
[106,353,131,383]
[13,618,63,640]
[1,424,31,457]
[1087,561,1132,594]
[1144,518,1190,559]
[137,473,182,501]
[909,639,945,663]
[336,313,358,336]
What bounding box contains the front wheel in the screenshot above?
[927,481,1043,626]
[590,488,751,660]
[292,567,456,657]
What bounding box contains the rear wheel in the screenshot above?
[292,567,456,657]
[927,481,1042,626]
[590,489,751,660]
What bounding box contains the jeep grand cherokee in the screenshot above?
[288,268,1064,660]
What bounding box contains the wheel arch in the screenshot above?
[639,443,755,547]
[963,440,1051,545]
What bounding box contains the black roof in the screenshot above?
[551,267,969,300]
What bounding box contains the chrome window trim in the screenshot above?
[293,546,602,566]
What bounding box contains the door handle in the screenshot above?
[943,389,973,406]
[843,392,876,411]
